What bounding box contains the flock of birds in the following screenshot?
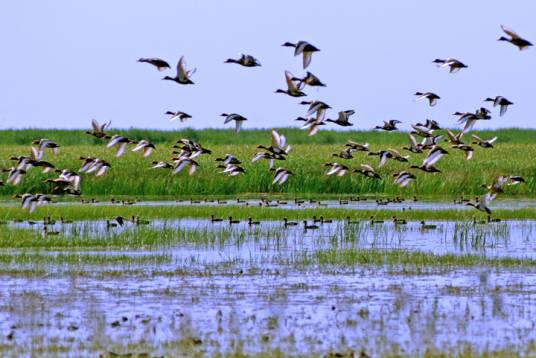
[1,25,532,216]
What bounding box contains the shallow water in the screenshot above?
[10,218,536,258]
[2,217,536,356]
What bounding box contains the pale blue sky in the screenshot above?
[1,1,534,130]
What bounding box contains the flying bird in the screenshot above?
[137,58,170,71]
[484,96,513,116]
[275,71,307,97]
[162,56,195,84]
[281,40,320,69]
[166,111,192,122]
[224,54,261,67]
[221,113,248,133]
[433,58,468,73]
[498,25,532,51]
[414,92,440,107]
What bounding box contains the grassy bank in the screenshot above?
[0,128,534,197]
[1,204,536,222]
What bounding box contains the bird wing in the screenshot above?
[285,71,299,92]
[302,52,313,69]
[361,164,375,172]
[423,148,444,167]
[501,25,520,39]
[408,134,418,149]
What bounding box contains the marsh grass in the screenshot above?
[0,251,172,265]
[1,204,535,222]
[0,128,535,197]
[309,248,536,268]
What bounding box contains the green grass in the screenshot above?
[307,248,536,268]
[0,251,171,265]
[0,128,535,197]
[1,204,535,222]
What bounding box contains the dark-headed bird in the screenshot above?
[433,58,468,73]
[326,110,355,127]
[484,96,513,116]
[221,113,248,133]
[414,92,440,107]
[137,58,170,71]
[224,54,261,67]
[375,119,401,131]
[281,41,320,69]
[166,111,192,123]
[275,71,307,97]
[162,56,195,84]
[498,25,532,51]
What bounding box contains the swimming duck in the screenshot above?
[303,220,319,230]
[281,41,320,69]
[498,25,532,51]
[420,221,437,230]
[224,54,261,67]
[484,96,513,116]
[166,111,192,122]
[433,58,468,73]
[283,218,298,227]
[414,92,440,107]
[137,58,170,71]
[162,56,195,84]
[221,113,248,133]
[370,216,384,225]
[275,71,307,97]
[248,218,260,225]
[210,215,223,222]
[229,217,240,225]
[392,216,407,225]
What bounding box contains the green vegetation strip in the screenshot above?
[0,251,171,265]
[309,249,536,268]
[0,128,535,197]
[1,204,536,222]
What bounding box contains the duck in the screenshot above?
[445,129,464,145]
[43,226,60,236]
[392,216,407,225]
[498,25,532,51]
[162,56,195,84]
[210,215,223,222]
[324,162,350,177]
[221,113,248,133]
[326,110,355,127]
[251,152,286,169]
[319,216,332,224]
[332,148,354,160]
[451,144,474,160]
[433,58,468,73]
[19,193,51,213]
[86,118,111,138]
[283,218,298,227]
[403,134,423,154]
[106,220,118,229]
[272,167,293,185]
[224,54,261,67]
[420,221,437,230]
[414,92,440,107]
[484,96,513,116]
[172,158,200,176]
[393,171,416,188]
[275,71,307,97]
[508,176,526,185]
[248,218,260,226]
[137,58,170,71]
[281,41,320,69]
[166,111,192,122]
[370,216,384,225]
[487,215,501,223]
[375,119,401,131]
[256,130,292,155]
[106,135,133,157]
[229,217,240,225]
[151,161,173,169]
[352,164,381,180]
[465,193,496,215]
[471,134,497,148]
[131,140,156,157]
[31,139,60,160]
[292,71,326,88]
[215,154,241,166]
[60,217,73,224]
[218,164,246,176]
[345,141,369,152]
[303,220,319,231]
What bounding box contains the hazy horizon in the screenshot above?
[1,1,534,131]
